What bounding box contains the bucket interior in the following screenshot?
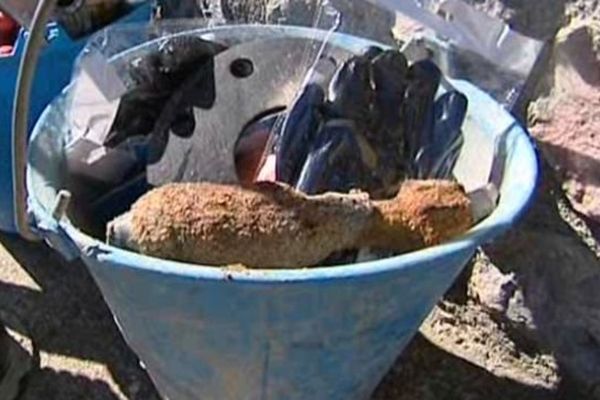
[26,26,539,268]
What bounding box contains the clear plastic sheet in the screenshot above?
[386,1,539,108]
[57,0,543,234]
[60,1,345,209]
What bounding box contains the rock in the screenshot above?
[220,0,269,23]
[529,20,600,234]
[484,231,600,395]
[566,1,600,24]
[468,253,519,317]
[221,0,396,44]
[460,0,567,40]
[466,158,600,397]
[394,0,566,41]
[326,0,396,44]
[421,301,562,392]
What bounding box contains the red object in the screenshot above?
[235,128,271,185]
[0,11,19,47]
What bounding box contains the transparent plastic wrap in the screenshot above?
[393,0,543,111]
[216,0,544,109]
[57,0,540,250]
[61,1,347,209]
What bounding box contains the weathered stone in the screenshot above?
[221,0,396,44]
[468,252,518,316]
[465,158,600,397]
[529,20,600,232]
[421,301,561,391]
[401,0,566,41]
[463,0,567,40]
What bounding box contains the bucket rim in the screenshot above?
[26,24,539,283]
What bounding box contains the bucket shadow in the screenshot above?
[0,233,160,400]
[476,157,600,396]
[374,334,576,400]
[19,369,123,400]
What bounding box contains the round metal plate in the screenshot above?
[147,37,352,186]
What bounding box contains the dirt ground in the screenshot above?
[0,246,578,400]
[1,159,597,399]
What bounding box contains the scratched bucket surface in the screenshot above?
[25,26,538,400]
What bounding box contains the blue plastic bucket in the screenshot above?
[0,4,151,233]
[25,25,538,400]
